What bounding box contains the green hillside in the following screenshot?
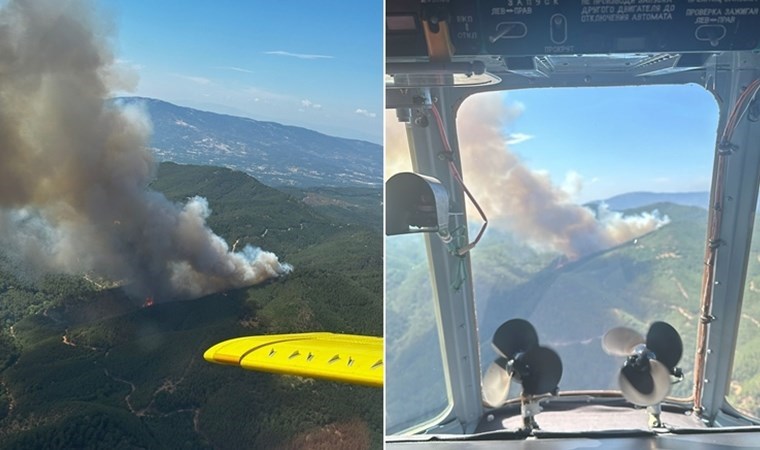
[279,186,382,233]
[0,163,382,449]
[731,210,760,417]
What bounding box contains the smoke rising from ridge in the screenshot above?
[386,93,669,259]
[0,0,291,299]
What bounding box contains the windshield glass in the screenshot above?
[732,194,760,419]
[385,120,452,434]
[386,234,451,433]
[385,84,722,433]
[462,86,717,398]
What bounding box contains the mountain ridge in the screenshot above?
[114,96,382,188]
[593,191,710,210]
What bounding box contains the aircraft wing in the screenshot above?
[204,332,383,387]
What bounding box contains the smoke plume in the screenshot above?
[386,93,669,259]
[0,0,291,299]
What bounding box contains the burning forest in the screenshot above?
[0,0,291,299]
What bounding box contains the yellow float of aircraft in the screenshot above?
[204,332,383,387]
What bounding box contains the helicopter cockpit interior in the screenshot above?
[385,1,760,448]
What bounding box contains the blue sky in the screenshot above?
[101,0,383,143]
[495,84,720,202]
[389,84,720,201]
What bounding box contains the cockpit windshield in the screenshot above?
[463,85,716,398]
[386,84,725,433]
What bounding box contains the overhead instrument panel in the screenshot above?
[387,0,760,57]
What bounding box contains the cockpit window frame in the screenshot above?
[386,50,760,434]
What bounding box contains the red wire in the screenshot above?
[430,103,488,254]
[722,79,760,142]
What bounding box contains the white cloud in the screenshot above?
[505,132,534,145]
[174,74,212,85]
[243,86,290,102]
[355,108,376,118]
[301,99,322,110]
[653,176,672,184]
[214,66,254,74]
[265,50,333,60]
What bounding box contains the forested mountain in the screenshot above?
[387,201,760,422]
[591,191,710,211]
[0,163,382,449]
[115,97,382,188]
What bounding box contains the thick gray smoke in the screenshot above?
[386,93,669,259]
[0,0,291,299]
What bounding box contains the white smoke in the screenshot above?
[0,0,291,299]
[386,92,669,259]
